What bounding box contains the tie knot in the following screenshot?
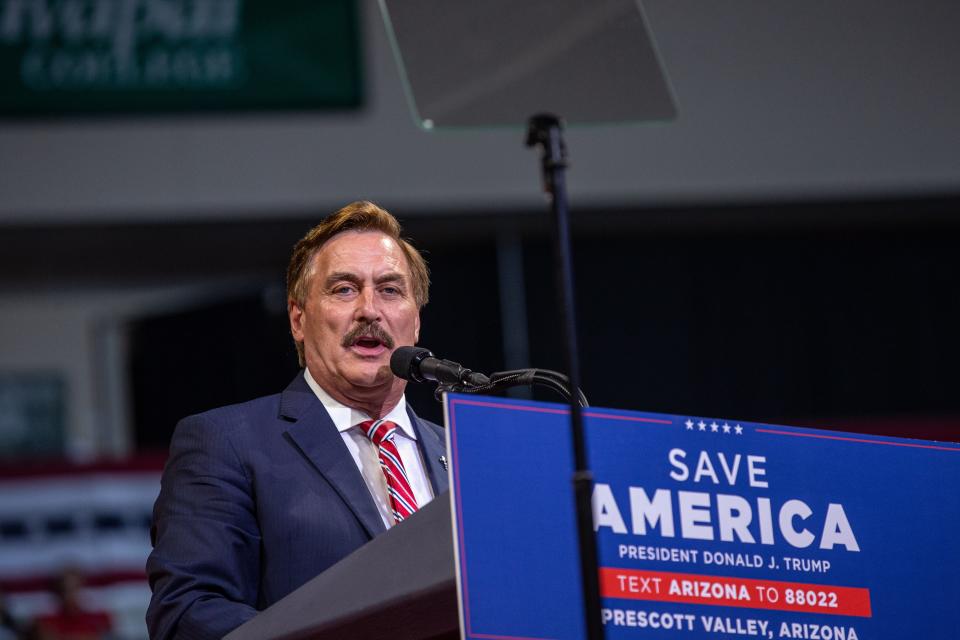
[360,419,398,447]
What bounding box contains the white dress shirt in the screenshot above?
[304,369,435,528]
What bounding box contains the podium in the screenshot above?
[226,394,960,639]
[225,494,458,640]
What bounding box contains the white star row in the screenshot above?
[684,419,744,435]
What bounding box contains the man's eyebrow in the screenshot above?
[374,272,407,285]
[324,272,362,287]
[324,272,407,287]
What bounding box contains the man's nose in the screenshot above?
[353,287,380,321]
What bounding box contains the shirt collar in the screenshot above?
[303,368,416,440]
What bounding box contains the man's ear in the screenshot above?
[289,299,305,341]
[414,313,421,343]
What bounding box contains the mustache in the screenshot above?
[341,321,395,349]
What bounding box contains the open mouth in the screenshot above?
[349,335,388,357]
[353,336,385,350]
[342,322,395,355]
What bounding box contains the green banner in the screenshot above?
[0,0,362,115]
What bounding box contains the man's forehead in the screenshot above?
[311,230,410,276]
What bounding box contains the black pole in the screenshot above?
[525,113,604,640]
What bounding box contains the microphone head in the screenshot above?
[390,346,434,383]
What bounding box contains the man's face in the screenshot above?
[289,230,421,400]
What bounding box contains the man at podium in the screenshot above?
[146,202,449,640]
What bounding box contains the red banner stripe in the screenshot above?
[0,454,166,479]
[0,569,148,594]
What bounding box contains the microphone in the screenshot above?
[390,346,490,387]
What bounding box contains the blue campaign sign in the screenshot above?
[444,394,960,640]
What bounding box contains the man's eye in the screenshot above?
[381,286,402,296]
[333,285,357,295]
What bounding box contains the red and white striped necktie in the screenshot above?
[361,419,419,524]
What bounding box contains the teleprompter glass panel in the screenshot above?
[379,0,676,129]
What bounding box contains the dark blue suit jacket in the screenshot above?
[145,372,449,640]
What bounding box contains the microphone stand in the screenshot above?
[432,114,603,640]
[435,367,588,408]
[526,113,605,640]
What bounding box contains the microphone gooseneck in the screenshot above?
[390,346,588,407]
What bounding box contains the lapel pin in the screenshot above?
[439,455,448,471]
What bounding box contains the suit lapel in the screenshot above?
[407,405,450,495]
[280,373,387,539]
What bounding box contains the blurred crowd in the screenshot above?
[1,570,113,640]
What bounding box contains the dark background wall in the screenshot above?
[35,194,947,447]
